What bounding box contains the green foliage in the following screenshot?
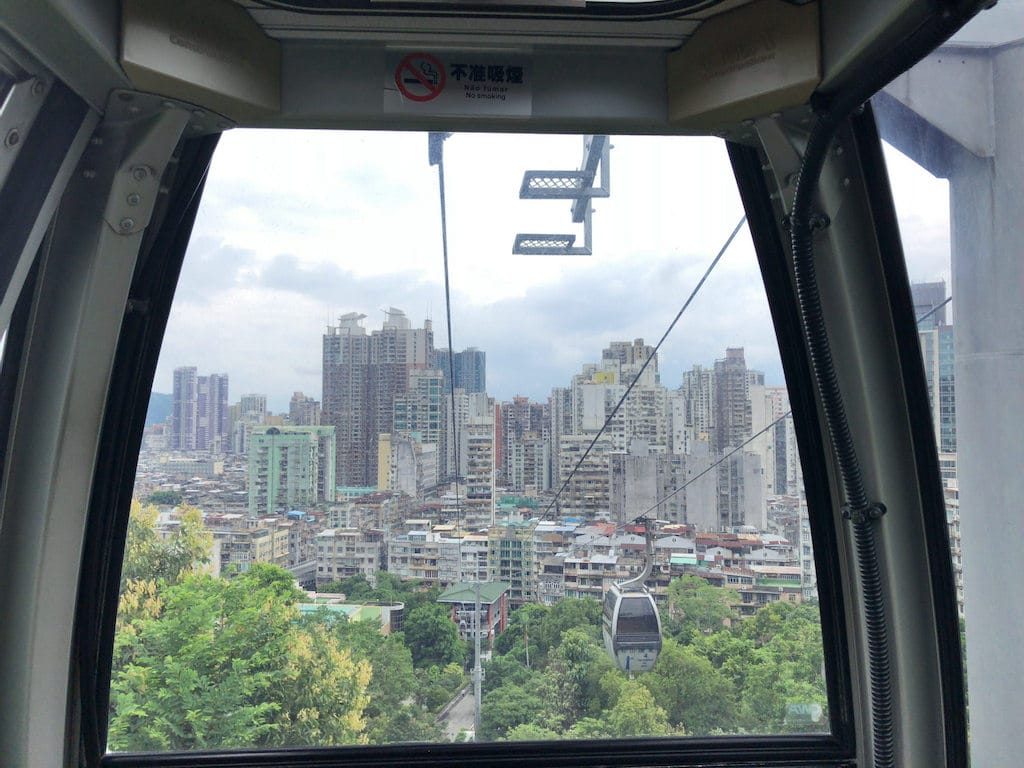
[416,663,467,711]
[480,682,547,740]
[320,574,375,600]
[120,500,212,590]
[146,490,183,506]
[544,628,615,729]
[640,637,737,734]
[112,509,829,749]
[503,723,561,741]
[476,590,827,741]
[403,603,467,668]
[602,680,674,738]
[109,564,371,751]
[662,575,738,640]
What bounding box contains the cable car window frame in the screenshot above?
[78,131,860,768]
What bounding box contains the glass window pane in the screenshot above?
[111,130,830,752]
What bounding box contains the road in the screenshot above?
[439,686,476,741]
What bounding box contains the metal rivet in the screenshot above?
[82,169,96,179]
[4,129,20,148]
[131,165,151,181]
[90,136,103,146]
[191,109,205,118]
[162,100,176,109]
[741,118,755,127]
[834,145,844,157]
[127,193,142,206]
[31,80,45,96]
[842,178,851,188]
[119,217,135,232]
[127,105,141,114]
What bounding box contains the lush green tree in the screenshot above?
[120,500,212,589]
[493,602,549,661]
[601,679,674,738]
[565,717,609,739]
[534,597,602,657]
[504,723,561,741]
[146,490,183,506]
[544,628,615,728]
[403,603,466,668]
[663,575,738,640]
[366,633,417,713]
[320,574,374,600]
[272,621,372,746]
[691,629,757,690]
[416,663,467,711]
[483,653,540,694]
[640,637,738,734]
[480,682,547,740]
[108,564,371,750]
[367,704,443,744]
[332,615,387,660]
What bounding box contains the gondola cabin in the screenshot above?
[602,583,663,675]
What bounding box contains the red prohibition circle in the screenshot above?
[395,53,446,103]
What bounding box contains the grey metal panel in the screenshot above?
[240,0,700,48]
[819,0,932,94]
[0,95,190,768]
[0,0,128,112]
[277,41,669,132]
[756,115,953,767]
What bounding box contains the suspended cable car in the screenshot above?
[602,522,662,675]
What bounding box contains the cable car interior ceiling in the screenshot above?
[0,0,992,767]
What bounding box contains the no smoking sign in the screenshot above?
[395,53,446,103]
[385,50,533,117]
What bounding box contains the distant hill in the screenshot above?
[146,392,172,427]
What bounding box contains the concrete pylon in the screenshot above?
[876,41,1024,768]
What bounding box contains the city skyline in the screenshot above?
[149,131,951,414]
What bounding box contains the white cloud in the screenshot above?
[152,130,950,412]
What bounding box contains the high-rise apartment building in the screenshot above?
[435,346,486,393]
[678,364,716,449]
[322,309,434,487]
[499,396,548,490]
[714,347,752,452]
[393,369,447,477]
[461,415,496,523]
[171,366,198,450]
[289,391,321,426]
[912,281,956,454]
[323,312,371,485]
[196,373,229,452]
[247,425,337,517]
[171,367,228,452]
[603,338,656,384]
[457,347,486,393]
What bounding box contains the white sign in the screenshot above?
[384,51,532,117]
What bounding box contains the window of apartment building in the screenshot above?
[112,130,835,756]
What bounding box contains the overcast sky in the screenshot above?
[153,129,949,414]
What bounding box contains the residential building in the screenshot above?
[322,309,435,487]
[289,391,321,426]
[196,373,229,452]
[437,581,510,648]
[171,366,198,450]
[315,528,384,587]
[488,520,538,606]
[247,426,337,517]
